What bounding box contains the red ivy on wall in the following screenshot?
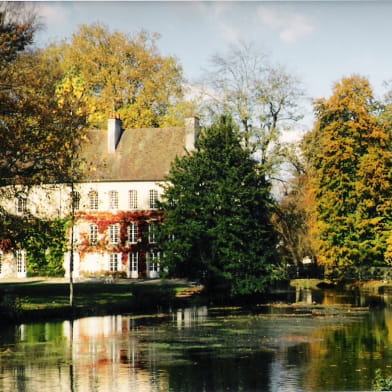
[73,210,163,268]
[0,239,13,252]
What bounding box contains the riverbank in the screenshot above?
[0,277,204,323]
[3,277,391,324]
[290,278,392,294]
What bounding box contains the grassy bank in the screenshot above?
[290,278,392,292]
[0,278,203,323]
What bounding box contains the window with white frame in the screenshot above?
[148,222,158,244]
[109,190,119,209]
[16,194,27,215]
[89,224,98,245]
[129,190,138,209]
[130,252,138,273]
[109,224,120,244]
[88,190,99,210]
[71,191,80,210]
[149,189,158,209]
[16,250,26,274]
[109,253,120,272]
[127,223,138,244]
[147,251,160,272]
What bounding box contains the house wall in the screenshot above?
[0,117,199,279]
[1,181,164,279]
[65,180,164,279]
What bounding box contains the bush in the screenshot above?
[0,294,26,320]
[372,369,392,391]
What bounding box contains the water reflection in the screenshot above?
[1,293,392,391]
[176,306,208,329]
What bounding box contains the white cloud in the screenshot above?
[37,3,72,27]
[257,6,315,45]
[217,22,244,46]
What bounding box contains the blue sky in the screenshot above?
[35,1,392,131]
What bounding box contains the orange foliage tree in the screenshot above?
[302,76,392,270]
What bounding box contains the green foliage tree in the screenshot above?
[303,75,392,270]
[44,23,190,129]
[159,116,279,296]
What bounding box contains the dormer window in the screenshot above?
[88,190,99,210]
[109,190,119,209]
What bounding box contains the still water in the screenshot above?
[0,289,392,392]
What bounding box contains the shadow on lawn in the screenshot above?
[0,280,205,323]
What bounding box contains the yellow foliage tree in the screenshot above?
[302,76,392,270]
[44,23,192,129]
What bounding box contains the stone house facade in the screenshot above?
[0,117,199,279]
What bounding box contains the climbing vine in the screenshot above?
[23,218,68,276]
[0,214,68,276]
[74,210,163,269]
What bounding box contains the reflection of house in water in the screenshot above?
[295,287,313,304]
[62,315,169,392]
[175,306,208,329]
[0,308,212,392]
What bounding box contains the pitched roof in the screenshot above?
[80,126,187,182]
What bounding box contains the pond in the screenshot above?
[0,288,392,391]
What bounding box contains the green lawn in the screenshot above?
[0,279,196,322]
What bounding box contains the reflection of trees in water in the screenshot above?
[301,308,392,391]
[1,304,392,391]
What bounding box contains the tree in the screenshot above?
[44,23,189,129]
[0,49,89,187]
[0,2,37,72]
[303,75,392,270]
[0,7,89,301]
[159,116,279,296]
[272,172,315,274]
[198,43,304,177]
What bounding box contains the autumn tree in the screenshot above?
[303,76,392,272]
[0,2,37,72]
[44,23,189,129]
[0,6,89,286]
[159,116,279,296]
[199,43,304,177]
[272,146,316,274]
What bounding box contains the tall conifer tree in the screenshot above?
[160,116,278,296]
[303,76,392,270]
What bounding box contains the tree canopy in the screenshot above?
[303,75,392,269]
[44,23,189,129]
[159,116,279,296]
[199,43,304,178]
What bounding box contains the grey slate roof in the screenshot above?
[80,126,187,182]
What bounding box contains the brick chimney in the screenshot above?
[185,117,200,151]
[107,116,123,154]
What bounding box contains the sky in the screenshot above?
[34,1,392,132]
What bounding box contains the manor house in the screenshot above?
[0,117,199,279]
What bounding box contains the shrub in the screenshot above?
[372,369,392,391]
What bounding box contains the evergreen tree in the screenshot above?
[303,76,392,270]
[160,116,279,296]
